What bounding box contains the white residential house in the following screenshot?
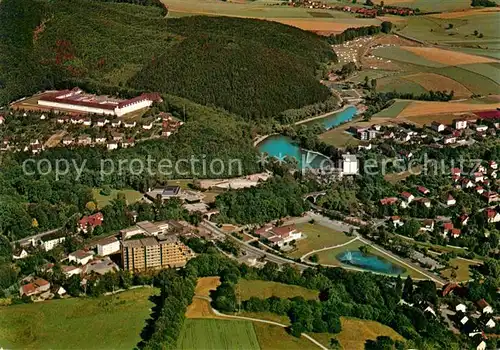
[454,119,467,130]
[485,318,496,328]
[473,124,488,132]
[472,172,484,183]
[39,235,66,251]
[111,120,121,127]
[431,122,445,132]
[82,118,92,126]
[12,249,29,260]
[424,306,436,317]
[391,216,403,228]
[68,250,95,265]
[456,303,467,313]
[95,137,106,144]
[62,265,82,277]
[400,192,414,208]
[475,340,486,350]
[486,209,500,224]
[107,141,118,151]
[342,154,358,175]
[96,236,121,256]
[460,316,469,325]
[446,195,456,206]
[477,299,493,314]
[421,219,434,232]
[142,122,153,130]
[123,121,136,128]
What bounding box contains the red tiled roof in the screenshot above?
[401,192,413,199]
[272,224,296,238]
[443,222,454,230]
[79,212,104,228]
[475,110,500,119]
[380,197,398,205]
[477,298,490,309]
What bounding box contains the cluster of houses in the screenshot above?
[254,224,302,249]
[431,115,498,145]
[380,157,500,243]
[0,110,184,154]
[441,284,497,350]
[288,0,415,17]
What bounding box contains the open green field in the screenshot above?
[178,319,260,350]
[378,77,428,94]
[311,316,404,350]
[253,322,316,350]
[452,46,500,60]
[335,0,477,11]
[458,62,500,84]
[92,188,143,209]
[0,287,157,349]
[372,46,445,68]
[288,223,353,259]
[428,65,500,95]
[373,100,411,118]
[440,258,480,282]
[165,0,359,18]
[236,279,319,301]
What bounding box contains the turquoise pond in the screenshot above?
[337,251,406,275]
[257,106,358,169]
[303,105,358,130]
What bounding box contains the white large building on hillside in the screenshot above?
[37,88,162,116]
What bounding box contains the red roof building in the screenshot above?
[79,212,104,232]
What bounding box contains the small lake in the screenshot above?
[257,106,358,169]
[337,250,406,275]
[302,105,358,130]
[258,135,333,169]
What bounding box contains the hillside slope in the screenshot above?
[0,0,336,118]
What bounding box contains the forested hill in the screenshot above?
[0,0,336,119]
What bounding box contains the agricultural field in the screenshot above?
[440,258,480,282]
[373,100,412,118]
[0,288,157,349]
[253,323,317,350]
[235,279,319,301]
[164,0,381,34]
[177,319,260,350]
[287,223,353,258]
[377,76,428,95]
[91,188,144,209]
[311,317,404,350]
[396,101,500,118]
[402,72,473,98]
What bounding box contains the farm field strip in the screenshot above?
[397,101,500,118]
[177,319,260,350]
[402,46,498,65]
[402,72,473,98]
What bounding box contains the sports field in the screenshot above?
[0,287,157,349]
[288,223,353,259]
[92,188,143,209]
[236,279,319,301]
[311,317,404,350]
[177,319,260,350]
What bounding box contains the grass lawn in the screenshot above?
[378,77,428,95]
[177,319,260,350]
[0,287,157,349]
[236,279,319,301]
[253,322,316,350]
[372,46,445,68]
[373,100,411,118]
[92,188,143,209]
[310,316,404,350]
[288,223,353,259]
[440,258,480,282]
[319,127,361,148]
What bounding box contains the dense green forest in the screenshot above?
[0,0,336,118]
